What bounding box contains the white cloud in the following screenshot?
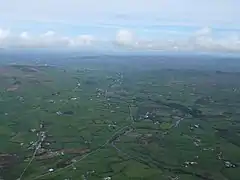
[195,27,212,37]
[0,28,10,39]
[113,28,240,53]
[115,29,135,46]
[114,29,180,50]
[0,1,239,53]
[41,31,56,37]
[0,29,96,48]
[1,27,240,53]
[190,27,240,52]
[71,35,95,46]
[20,31,30,39]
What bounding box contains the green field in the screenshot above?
[0,59,239,180]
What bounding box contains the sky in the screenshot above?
[0,0,240,52]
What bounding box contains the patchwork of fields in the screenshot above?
[0,58,240,180]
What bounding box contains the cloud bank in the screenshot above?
[1,27,240,53]
[114,28,240,53]
[0,29,95,48]
[1,1,239,53]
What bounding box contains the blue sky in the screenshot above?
[0,0,240,52]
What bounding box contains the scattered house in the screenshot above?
[39,132,46,141]
[71,159,77,163]
[56,111,63,115]
[190,124,200,130]
[81,174,87,180]
[48,168,54,172]
[169,176,179,180]
[30,129,36,133]
[184,161,198,167]
[72,165,77,170]
[70,97,78,100]
[195,138,201,143]
[194,142,199,147]
[103,177,111,180]
[108,124,117,129]
[146,133,153,137]
[52,92,60,96]
[144,112,150,119]
[17,96,24,102]
[190,162,198,165]
[48,100,55,103]
[224,161,236,168]
[203,148,214,151]
[174,119,181,127]
[45,142,50,146]
[193,138,201,147]
[217,152,223,160]
[86,170,95,175]
[194,124,200,128]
